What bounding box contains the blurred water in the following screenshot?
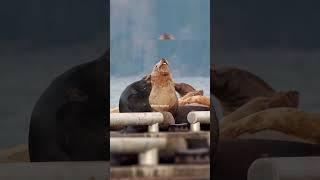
[110,76,210,107]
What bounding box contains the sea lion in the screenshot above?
[220,90,300,128]
[119,76,152,113]
[174,82,197,97]
[175,84,210,107]
[179,95,210,107]
[118,75,153,133]
[28,50,108,161]
[179,90,204,101]
[212,65,275,115]
[149,58,178,116]
[220,107,320,144]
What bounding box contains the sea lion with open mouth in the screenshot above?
[149,58,178,116]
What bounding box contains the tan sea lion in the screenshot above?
[179,90,203,101]
[220,90,300,128]
[149,58,178,115]
[175,85,210,107]
[220,107,320,144]
[179,95,210,107]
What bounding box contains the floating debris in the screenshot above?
[159,32,175,40]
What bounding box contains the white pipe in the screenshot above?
[110,112,174,126]
[248,157,320,180]
[187,111,210,132]
[110,137,167,154]
[110,112,164,126]
[187,111,210,124]
[138,148,159,166]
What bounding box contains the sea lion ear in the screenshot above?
[143,74,151,81]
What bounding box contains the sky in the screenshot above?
[110,0,210,77]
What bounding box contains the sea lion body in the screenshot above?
[28,51,108,161]
[221,91,300,128]
[118,76,153,133]
[179,90,203,101]
[220,107,320,144]
[119,78,152,113]
[179,95,210,107]
[149,58,178,115]
[174,82,197,97]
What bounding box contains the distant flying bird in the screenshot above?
[159,33,175,40]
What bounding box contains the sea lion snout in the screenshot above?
[159,58,169,67]
[160,58,168,65]
[153,58,170,75]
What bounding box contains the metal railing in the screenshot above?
[110,137,167,165]
[110,112,174,133]
[187,111,210,132]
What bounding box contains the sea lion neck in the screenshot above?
[151,72,173,87]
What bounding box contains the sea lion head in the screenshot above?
[135,78,152,97]
[151,58,172,77]
[174,82,197,97]
[142,74,151,83]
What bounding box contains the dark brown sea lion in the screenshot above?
[119,76,152,113]
[212,65,276,115]
[149,58,178,116]
[174,82,197,97]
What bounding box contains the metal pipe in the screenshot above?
[190,122,201,132]
[110,112,174,126]
[110,112,164,126]
[248,157,320,180]
[138,148,159,165]
[187,111,210,124]
[187,111,210,132]
[148,123,159,133]
[110,137,167,154]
